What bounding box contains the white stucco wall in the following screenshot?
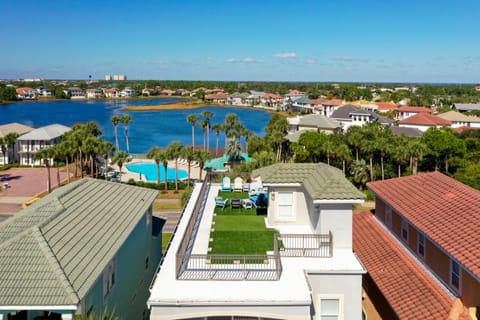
[307,272,364,320]
[267,186,312,229]
[316,204,353,250]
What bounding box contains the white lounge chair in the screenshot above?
[233,177,243,192]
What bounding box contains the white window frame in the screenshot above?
[276,191,295,221]
[401,219,408,241]
[418,232,425,258]
[317,294,344,320]
[450,259,461,291]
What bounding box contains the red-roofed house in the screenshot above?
[358,172,480,318]
[395,106,433,121]
[104,87,119,98]
[204,93,229,104]
[398,113,452,132]
[261,93,284,109]
[319,99,344,117]
[375,102,398,113]
[15,87,37,100]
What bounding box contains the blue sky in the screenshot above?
[1,0,479,83]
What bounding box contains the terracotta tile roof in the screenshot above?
[398,113,452,126]
[261,93,283,99]
[397,106,433,113]
[454,126,480,133]
[353,210,453,319]
[367,172,480,279]
[322,99,343,106]
[205,93,229,100]
[376,102,398,110]
[15,87,34,94]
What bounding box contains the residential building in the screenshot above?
[390,126,423,138]
[354,172,480,319]
[227,92,249,106]
[0,123,34,165]
[245,90,265,106]
[15,87,37,100]
[204,93,229,104]
[0,178,160,320]
[159,89,176,96]
[16,124,71,165]
[395,106,433,121]
[330,105,391,130]
[287,114,341,135]
[36,87,53,97]
[260,93,284,109]
[105,74,112,81]
[375,102,398,113]
[317,99,344,117]
[453,103,480,113]
[398,113,452,132]
[64,87,84,99]
[148,163,366,320]
[86,88,104,99]
[142,88,154,96]
[120,87,135,97]
[284,89,306,104]
[291,96,312,112]
[104,88,119,98]
[437,111,480,128]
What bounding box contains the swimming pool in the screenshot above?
[126,163,188,182]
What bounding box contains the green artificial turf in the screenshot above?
[218,191,249,199]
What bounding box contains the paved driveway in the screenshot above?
[0,167,70,216]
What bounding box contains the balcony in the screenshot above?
[174,175,333,281]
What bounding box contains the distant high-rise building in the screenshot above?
[105,74,112,81]
[113,74,127,81]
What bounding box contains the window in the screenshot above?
[320,298,340,320]
[451,260,461,290]
[277,192,294,219]
[418,232,425,257]
[401,219,408,241]
[385,207,392,228]
[103,258,116,300]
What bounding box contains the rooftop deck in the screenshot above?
[149,178,365,309]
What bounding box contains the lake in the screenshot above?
[0,99,272,153]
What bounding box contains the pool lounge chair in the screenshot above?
[221,176,232,192]
[215,196,229,210]
[231,198,242,209]
[233,177,243,192]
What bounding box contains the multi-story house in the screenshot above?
[398,113,452,132]
[354,172,480,319]
[148,163,366,320]
[16,124,70,165]
[104,87,119,98]
[120,87,135,97]
[36,86,53,97]
[395,106,432,121]
[0,123,34,165]
[287,114,341,139]
[64,87,84,99]
[15,87,37,100]
[86,88,104,99]
[0,178,161,320]
[437,111,480,128]
[330,105,392,130]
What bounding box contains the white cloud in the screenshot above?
[305,58,318,64]
[226,58,237,63]
[274,52,297,59]
[243,57,255,63]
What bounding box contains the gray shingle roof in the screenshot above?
[17,124,71,141]
[252,163,365,201]
[297,114,341,129]
[391,126,423,138]
[0,179,158,306]
[453,103,480,112]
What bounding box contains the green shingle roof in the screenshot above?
[252,163,365,201]
[0,179,158,307]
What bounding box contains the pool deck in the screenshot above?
[113,159,207,183]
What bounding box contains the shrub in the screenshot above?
[363,189,375,201]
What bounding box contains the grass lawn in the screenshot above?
[162,232,173,253]
[157,190,184,199]
[218,191,249,199]
[153,201,182,211]
[210,215,276,254]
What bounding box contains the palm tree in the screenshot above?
[111,151,131,174]
[187,114,199,148]
[198,120,208,151]
[242,129,254,154]
[0,137,7,166]
[56,139,76,183]
[167,141,183,191]
[83,136,102,177]
[408,138,426,175]
[194,149,212,180]
[4,132,19,164]
[391,135,410,177]
[98,140,115,179]
[181,146,195,186]
[335,143,351,175]
[211,123,223,156]
[33,147,53,193]
[121,114,133,153]
[111,115,122,151]
[350,159,369,191]
[346,126,362,161]
[226,138,242,166]
[201,110,214,152]
[147,146,165,186]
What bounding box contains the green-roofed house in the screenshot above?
[0,179,161,320]
[252,163,367,319]
[148,162,366,320]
